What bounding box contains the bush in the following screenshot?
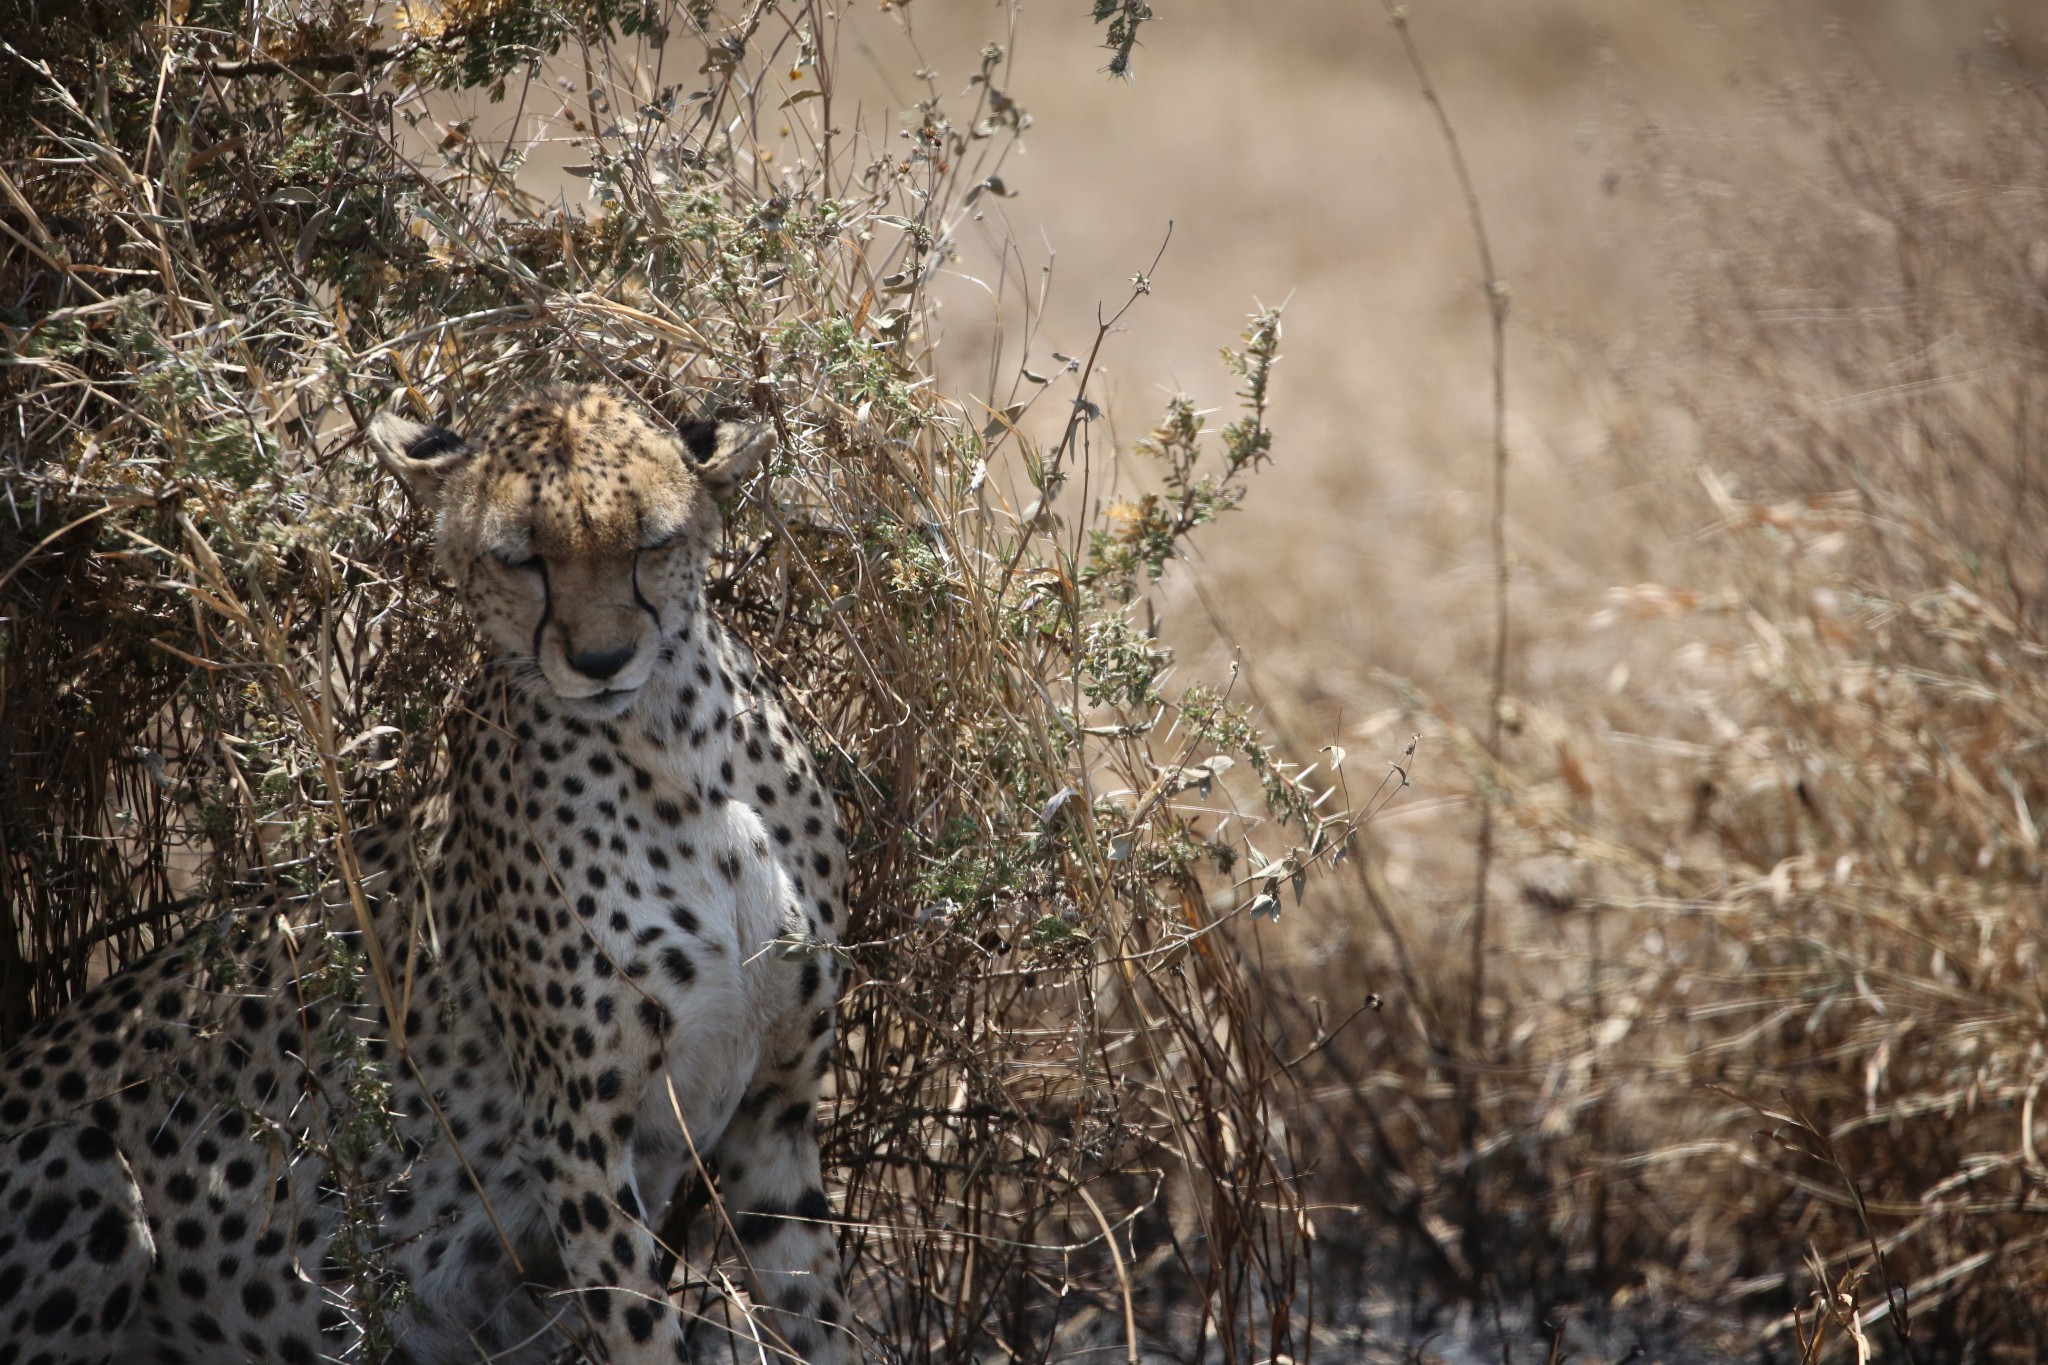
[0,2,1349,1357]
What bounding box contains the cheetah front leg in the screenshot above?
[535,1100,701,1365]
[701,1026,851,1363]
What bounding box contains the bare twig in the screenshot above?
[1377,0,1511,1057]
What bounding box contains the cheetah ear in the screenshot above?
[677,416,773,497]
[368,412,472,510]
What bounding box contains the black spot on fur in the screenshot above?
[30,1285,77,1334]
[100,1280,134,1330]
[23,1193,72,1241]
[85,1206,132,1264]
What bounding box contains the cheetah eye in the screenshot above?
[492,550,543,572]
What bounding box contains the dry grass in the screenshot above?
[7,0,2048,1360]
[1142,14,2048,1361]
[858,4,2048,1359]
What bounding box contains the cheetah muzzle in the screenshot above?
[0,385,854,1364]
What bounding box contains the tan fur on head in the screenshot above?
[368,385,774,709]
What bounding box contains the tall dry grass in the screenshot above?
[1267,45,2048,1364]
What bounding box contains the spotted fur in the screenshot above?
[0,385,852,1363]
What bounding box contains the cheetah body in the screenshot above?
[0,387,852,1364]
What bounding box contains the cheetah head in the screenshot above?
[368,384,771,713]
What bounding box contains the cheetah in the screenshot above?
[0,385,853,1363]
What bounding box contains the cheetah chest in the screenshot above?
[464,741,805,1154]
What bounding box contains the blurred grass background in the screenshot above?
[836,2,2048,1358]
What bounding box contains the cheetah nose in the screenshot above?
[567,643,636,681]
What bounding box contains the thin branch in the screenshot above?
[1379,0,1511,1058]
[204,50,395,79]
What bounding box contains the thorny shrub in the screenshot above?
[0,1,1365,1359]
